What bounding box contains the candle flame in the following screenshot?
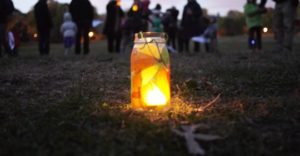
[144,84,167,106]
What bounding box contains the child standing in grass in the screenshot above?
[60,11,77,57]
[203,16,218,53]
[244,0,265,52]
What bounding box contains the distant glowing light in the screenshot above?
[88,31,94,38]
[117,0,121,6]
[251,40,255,45]
[132,4,138,12]
[263,27,268,33]
[33,33,38,38]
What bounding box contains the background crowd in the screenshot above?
[0,0,299,57]
[103,0,218,53]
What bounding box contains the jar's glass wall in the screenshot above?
[131,32,170,109]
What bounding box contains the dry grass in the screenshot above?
[0,36,299,155]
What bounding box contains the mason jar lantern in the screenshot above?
[131,32,171,109]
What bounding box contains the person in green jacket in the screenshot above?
[151,12,163,32]
[244,0,266,52]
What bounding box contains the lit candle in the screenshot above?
[143,83,167,106]
[131,32,170,109]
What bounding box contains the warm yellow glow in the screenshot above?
[143,84,167,106]
[131,32,170,109]
[263,27,268,33]
[33,33,38,38]
[141,65,161,86]
[140,64,170,107]
[88,31,94,38]
[116,0,121,6]
[136,42,161,59]
[146,37,152,43]
[132,4,138,12]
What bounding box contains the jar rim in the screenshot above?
[135,32,167,38]
[134,32,167,43]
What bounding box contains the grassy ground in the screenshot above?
[0,36,299,156]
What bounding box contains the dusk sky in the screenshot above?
[12,0,275,16]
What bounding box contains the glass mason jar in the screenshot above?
[131,32,170,110]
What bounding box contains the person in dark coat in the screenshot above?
[120,0,143,53]
[34,0,53,56]
[69,0,94,54]
[163,7,179,50]
[180,0,203,53]
[0,0,14,57]
[259,0,267,7]
[127,0,144,33]
[140,0,151,31]
[103,0,124,53]
[272,0,299,52]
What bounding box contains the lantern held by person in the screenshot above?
[131,32,170,109]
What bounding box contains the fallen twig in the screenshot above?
[202,94,221,110]
[195,94,221,112]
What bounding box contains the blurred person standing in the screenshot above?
[103,0,124,53]
[0,0,14,57]
[202,16,218,53]
[259,0,267,7]
[34,0,53,56]
[244,0,264,52]
[150,12,163,32]
[272,0,299,53]
[141,0,151,31]
[127,0,143,33]
[180,0,203,53]
[60,11,77,57]
[70,0,94,55]
[163,7,179,51]
[262,0,299,52]
[121,0,143,53]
